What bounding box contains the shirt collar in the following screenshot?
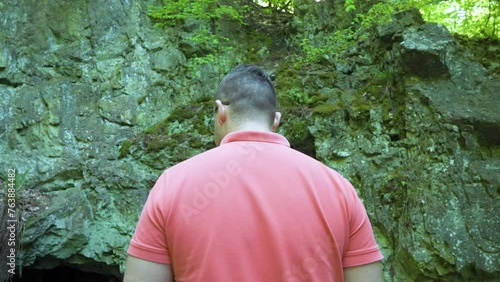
[220,130,290,147]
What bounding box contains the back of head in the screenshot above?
[215,64,277,126]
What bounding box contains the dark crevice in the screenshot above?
[0,78,22,88]
[389,133,401,142]
[13,266,120,282]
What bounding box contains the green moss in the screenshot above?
[117,95,215,159]
[167,105,201,121]
[313,103,342,116]
[137,94,147,105]
[351,101,372,113]
[276,63,301,102]
[144,120,169,134]
[145,135,177,152]
[310,94,329,104]
[343,86,378,120]
[317,71,337,80]
[275,62,335,110]
[144,102,208,135]
[371,71,390,84]
[188,137,205,148]
[118,139,134,159]
[381,98,394,122]
[244,31,273,62]
[279,114,316,157]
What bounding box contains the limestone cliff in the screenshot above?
[0,0,498,281]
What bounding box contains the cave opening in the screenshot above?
[13,266,121,282]
[10,258,123,282]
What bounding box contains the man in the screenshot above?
[124,64,383,281]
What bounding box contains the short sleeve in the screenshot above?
[127,173,172,264]
[342,188,383,267]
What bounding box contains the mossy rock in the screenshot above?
[145,135,178,152]
[118,95,214,159]
[144,104,204,134]
[313,103,342,116]
[118,140,134,159]
[280,113,316,157]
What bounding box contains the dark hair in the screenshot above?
[215,64,277,125]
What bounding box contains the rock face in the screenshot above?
[0,1,498,281]
[367,14,499,281]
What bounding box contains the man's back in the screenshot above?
[128,131,382,281]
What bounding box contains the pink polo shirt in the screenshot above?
[128,131,383,281]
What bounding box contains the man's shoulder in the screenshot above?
[162,146,225,173]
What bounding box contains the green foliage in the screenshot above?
[372,0,499,39]
[148,0,295,72]
[297,0,407,64]
[298,0,499,64]
[344,0,356,13]
[285,87,314,105]
[356,1,411,29]
[148,0,244,72]
[148,0,244,25]
[299,37,326,63]
[417,0,499,39]
[256,0,293,13]
[298,27,356,64]
[384,0,499,39]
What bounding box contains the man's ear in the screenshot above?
[272,112,281,131]
[215,100,227,125]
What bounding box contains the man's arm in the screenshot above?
[123,255,174,282]
[344,261,382,282]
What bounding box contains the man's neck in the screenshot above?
[230,121,272,133]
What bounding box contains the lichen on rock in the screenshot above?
[0,2,498,281]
